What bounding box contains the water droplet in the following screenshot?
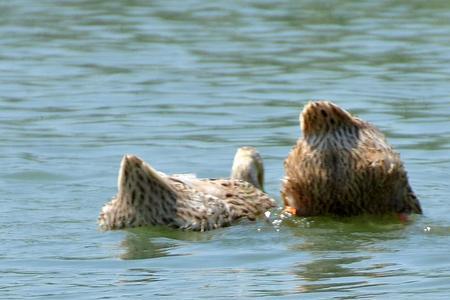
[272,219,282,226]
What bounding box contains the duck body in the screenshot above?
[100,150,276,231]
[282,101,422,216]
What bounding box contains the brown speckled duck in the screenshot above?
[282,101,422,217]
[99,147,276,231]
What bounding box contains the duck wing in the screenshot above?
[169,175,277,222]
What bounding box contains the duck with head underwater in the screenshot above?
[282,100,422,217]
[99,146,276,231]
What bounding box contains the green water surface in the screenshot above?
[1,1,449,299]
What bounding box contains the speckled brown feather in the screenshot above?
[99,154,276,231]
[282,101,422,216]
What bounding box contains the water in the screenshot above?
[1,0,449,299]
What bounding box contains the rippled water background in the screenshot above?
[1,0,449,299]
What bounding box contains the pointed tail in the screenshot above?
[117,155,177,200]
[99,155,178,230]
[300,101,361,137]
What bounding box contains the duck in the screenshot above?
[99,147,276,231]
[282,100,422,217]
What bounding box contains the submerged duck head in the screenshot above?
[230,146,265,191]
